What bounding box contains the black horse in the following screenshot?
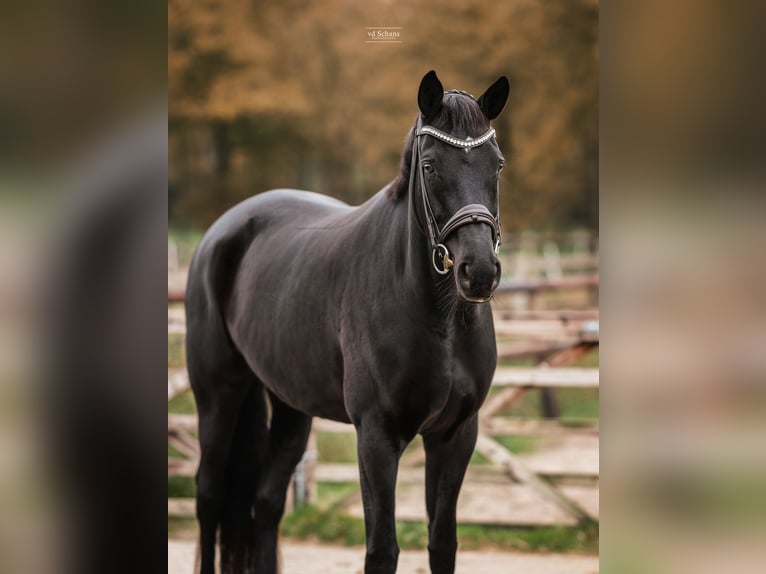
[186,70,509,574]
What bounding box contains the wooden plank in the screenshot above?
[493,319,598,340]
[540,342,599,368]
[345,480,582,527]
[399,446,426,468]
[168,369,190,400]
[520,436,599,478]
[474,433,591,521]
[492,367,598,388]
[168,314,600,341]
[499,256,599,274]
[176,416,598,437]
[312,418,353,433]
[315,456,597,484]
[168,287,186,303]
[168,324,187,335]
[168,413,198,432]
[494,309,599,322]
[493,320,580,339]
[315,463,423,484]
[318,432,600,482]
[168,458,197,477]
[496,275,599,294]
[165,367,597,407]
[483,417,598,436]
[495,341,575,361]
[168,429,200,459]
[480,387,529,419]
[168,497,195,516]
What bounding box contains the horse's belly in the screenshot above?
[225,242,353,421]
[261,369,351,423]
[235,317,350,422]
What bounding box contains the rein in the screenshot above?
[409,110,502,275]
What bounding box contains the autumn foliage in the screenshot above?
[169,0,598,232]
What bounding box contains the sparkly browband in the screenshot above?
[416,126,496,149]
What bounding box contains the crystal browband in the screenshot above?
[416,126,496,149]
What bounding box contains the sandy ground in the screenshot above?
[168,540,598,574]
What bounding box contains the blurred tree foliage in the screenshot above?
[169,0,598,232]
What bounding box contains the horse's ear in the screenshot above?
[478,76,510,120]
[418,70,444,119]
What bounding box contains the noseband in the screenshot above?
[409,105,502,275]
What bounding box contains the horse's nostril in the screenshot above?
[457,262,472,289]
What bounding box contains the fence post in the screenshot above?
[292,429,318,506]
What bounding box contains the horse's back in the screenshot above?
[200,189,350,246]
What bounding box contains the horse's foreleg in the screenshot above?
[356,418,405,574]
[423,415,478,574]
[254,395,313,574]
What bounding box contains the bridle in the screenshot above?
[409,94,502,275]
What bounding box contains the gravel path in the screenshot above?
[168,540,598,574]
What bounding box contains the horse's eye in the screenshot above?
[498,162,505,173]
[422,162,435,174]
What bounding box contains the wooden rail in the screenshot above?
[496,275,599,294]
[168,302,599,524]
[168,367,598,402]
[168,276,599,304]
[168,365,599,522]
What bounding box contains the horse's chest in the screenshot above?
[408,346,493,435]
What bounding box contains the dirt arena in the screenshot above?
[168,540,599,574]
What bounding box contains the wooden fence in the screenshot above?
[168,272,599,525]
[169,339,598,526]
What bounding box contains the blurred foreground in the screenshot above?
[0,1,765,574]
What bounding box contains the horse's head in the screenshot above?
[413,70,510,303]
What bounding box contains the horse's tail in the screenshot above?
[186,219,269,573]
[218,382,269,573]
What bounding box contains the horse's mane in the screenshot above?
[388,91,490,200]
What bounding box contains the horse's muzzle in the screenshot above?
[456,256,501,302]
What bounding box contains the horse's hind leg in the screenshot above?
[190,359,267,574]
[253,393,312,573]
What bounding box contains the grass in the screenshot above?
[168,333,186,369]
[316,432,358,463]
[494,434,539,454]
[168,443,186,458]
[168,389,197,414]
[457,519,599,553]
[169,476,196,498]
[168,498,599,555]
[316,481,358,508]
[279,505,598,554]
[280,504,366,546]
[168,516,198,537]
[483,385,598,421]
[469,449,491,465]
[169,228,203,268]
